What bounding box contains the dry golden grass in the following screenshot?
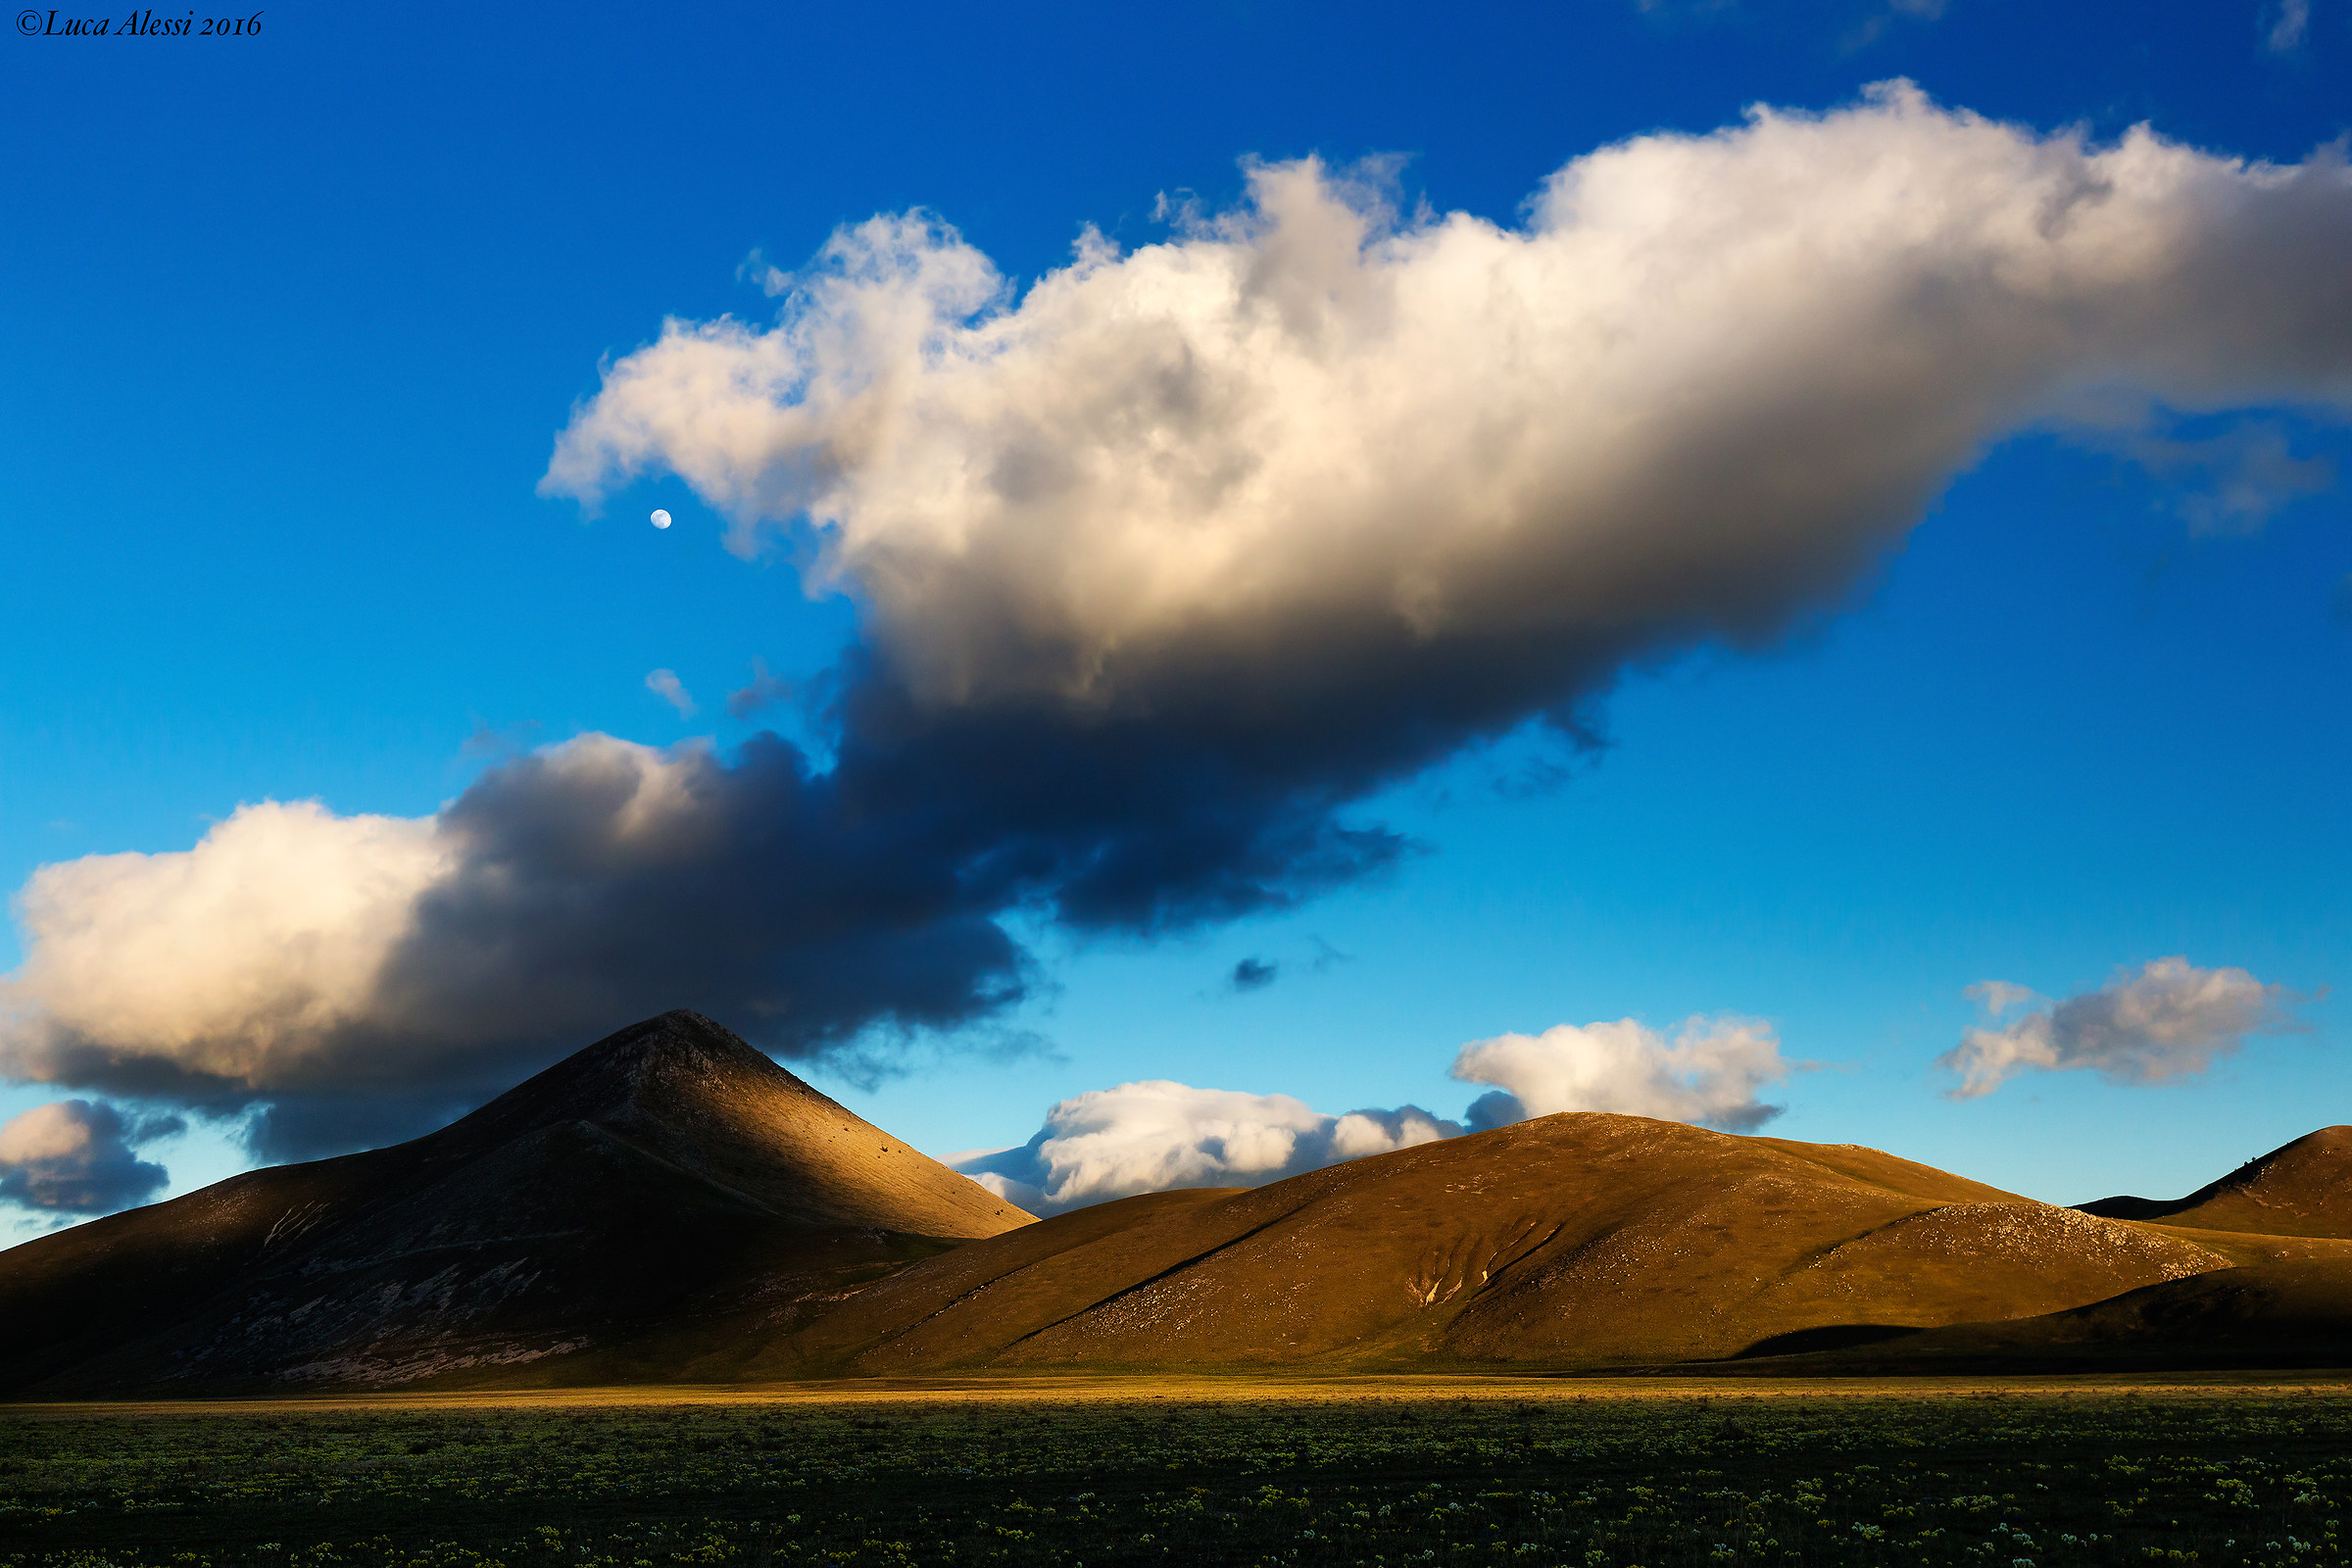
[15,1367,2352,1420]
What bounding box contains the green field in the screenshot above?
[1,1379,2346,1567]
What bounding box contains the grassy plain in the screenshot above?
[1,1376,2347,1568]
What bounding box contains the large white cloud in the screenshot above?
[1450,1015,1796,1132]
[545,82,2352,716]
[1939,957,2302,1098]
[952,1081,1460,1215]
[11,85,2352,1159]
[1,800,451,1093]
[0,732,1032,1155]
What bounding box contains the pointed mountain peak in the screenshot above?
[443,1009,840,1146]
[425,1010,1026,1241]
[581,1007,766,1068]
[562,1007,786,1090]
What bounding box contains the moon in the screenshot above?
[650,509,672,529]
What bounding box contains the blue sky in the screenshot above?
[2,0,2347,1233]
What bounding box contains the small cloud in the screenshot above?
[1450,1015,1798,1133]
[1963,979,2039,1017]
[1485,712,1611,801]
[950,998,1812,1212]
[726,659,794,720]
[0,1100,175,1214]
[2173,429,2333,534]
[1939,956,2305,1099]
[1841,0,1948,51]
[2267,0,2310,50]
[1462,1089,1528,1134]
[459,717,544,760]
[737,247,793,298]
[2061,404,2335,534]
[950,1081,1461,1215]
[645,669,698,717]
[1149,188,1207,230]
[820,1022,1062,1095]
[1229,956,1279,992]
[1308,936,1352,972]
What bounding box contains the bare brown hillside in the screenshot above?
[7,1011,2344,1393]
[2077,1126,2352,1239]
[0,1010,1030,1396]
[777,1112,2230,1374]
[1722,1256,2352,1374]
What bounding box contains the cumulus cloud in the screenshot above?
[1,800,453,1103]
[0,738,1029,1155]
[10,86,2352,1156]
[546,83,2352,723]
[951,1080,1460,1214]
[955,1010,1799,1211]
[1450,1015,1796,1133]
[0,1100,179,1214]
[1939,957,2303,1098]
[645,668,698,716]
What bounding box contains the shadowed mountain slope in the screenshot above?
[0,1010,1030,1395]
[772,1112,2239,1374]
[1715,1257,2352,1374]
[2076,1126,2352,1239]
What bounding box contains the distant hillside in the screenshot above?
[775,1112,2247,1375]
[1715,1257,2352,1374]
[2077,1126,2352,1239]
[0,1010,1029,1395]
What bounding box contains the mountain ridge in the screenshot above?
[4,1012,2346,1393]
[2076,1125,2352,1239]
[770,1110,2255,1377]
